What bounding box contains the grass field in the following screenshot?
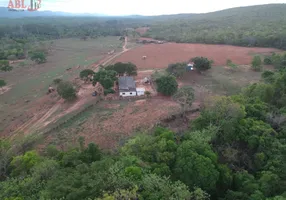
[0,36,123,133]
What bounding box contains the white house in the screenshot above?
[119,76,137,97]
[136,88,145,96]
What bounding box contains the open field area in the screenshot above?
[0,36,123,134]
[42,98,181,149]
[113,42,281,69]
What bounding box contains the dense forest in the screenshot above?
[1,54,286,199]
[144,4,286,49]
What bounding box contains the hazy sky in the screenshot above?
[1,0,286,15]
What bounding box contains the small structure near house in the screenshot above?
[119,76,137,97]
[136,88,145,96]
[141,77,150,84]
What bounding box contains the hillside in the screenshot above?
[144,4,286,49]
[0,7,106,18]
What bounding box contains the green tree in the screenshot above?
[93,69,117,89]
[53,78,62,84]
[30,51,46,64]
[251,56,263,71]
[174,140,219,192]
[264,56,272,65]
[0,60,13,72]
[105,62,137,76]
[166,62,187,77]
[57,81,77,100]
[155,75,178,96]
[191,57,212,72]
[0,79,6,91]
[79,69,94,82]
[173,85,195,113]
[226,59,238,71]
[10,150,41,177]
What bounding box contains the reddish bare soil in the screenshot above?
[81,98,181,149]
[113,42,280,69]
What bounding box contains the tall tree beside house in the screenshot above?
[93,69,117,89]
[105,62,138,76]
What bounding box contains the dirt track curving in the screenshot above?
[113,42,281,69]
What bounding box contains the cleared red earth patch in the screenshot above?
[113,43,280,69]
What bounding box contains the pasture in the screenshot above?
[0,36,123,133]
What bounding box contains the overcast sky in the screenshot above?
[1,0,286,15]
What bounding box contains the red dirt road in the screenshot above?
[113,42,281,69]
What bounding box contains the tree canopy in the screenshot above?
[93,69,117,89]
[105,62,138,76]
[0,79,6,88]
[173,86,195,112]
[0,60,13,72]
[191,57,212,72]
[30,51,47,64]
[155,75,178,96]
[57,81,77,100]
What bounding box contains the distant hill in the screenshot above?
[145,4,286,49]
[0,7,107,18]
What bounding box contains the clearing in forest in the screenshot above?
[113,42,281,69]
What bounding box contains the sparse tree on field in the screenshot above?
[226,59,238,71]
[0,60,13,72]
[30,51,47,64]
[251,56,262,71]
[191,57,212,73]
[53,78,63,85]
[57,81,77,101]
[166,62,186,78]
[173,86,195,114]
[145,91,151,99]
[0,79,6,91]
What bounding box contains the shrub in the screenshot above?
[191,57,212,72]
[0,79,6,89]
[104,88,115,96]
[264,56,272,65]
[53,78,63,84]
[251,56,263,71]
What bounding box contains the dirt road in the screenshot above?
[11,37,130,137]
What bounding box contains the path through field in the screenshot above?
[11,37,130,137]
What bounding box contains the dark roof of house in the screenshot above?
[118,76,136,92]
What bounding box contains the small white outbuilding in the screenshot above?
[136,88,146,96]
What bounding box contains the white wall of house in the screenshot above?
[120,91,137,97]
